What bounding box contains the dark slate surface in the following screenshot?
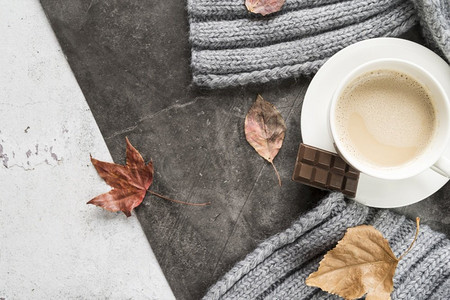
[40,1,450,299]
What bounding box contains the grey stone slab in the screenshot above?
[40,1,450,299]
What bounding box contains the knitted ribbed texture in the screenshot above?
[203,193,450,299]
[412,0,450,62]
[187,0,449,88]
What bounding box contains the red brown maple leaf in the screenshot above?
[88,137,210,217]
[88,137,154,217]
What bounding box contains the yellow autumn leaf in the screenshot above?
[306,218,420,300]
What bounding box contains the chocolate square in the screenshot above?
[298,163,314,180]
[317,152,332,168]
[331,156,346,174]
[345,166,359,179]
[344,177,358,196]
[313,167,329,187]
[302,146,317,163]
[328,173,344,189]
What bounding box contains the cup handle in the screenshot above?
[431,156,450,178]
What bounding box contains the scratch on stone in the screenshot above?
[7,160,59,170]
[0,101,45,108]
[24,126,30,133]
[104,99,201,140]
[2,154,9,168]
[0,141,62,169]
[86,0,96,14]
[212,165,266,277]
[50,146,58,161]
[0,144,8,168]
[104,124,139,141]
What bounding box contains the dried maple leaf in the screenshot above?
[87,137,154,217]
[88,137,209,217]
[306,218,420,300]
[245,0,285,16]
[245,95,286,186]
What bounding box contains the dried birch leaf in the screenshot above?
[245,95,286,185]
[245,0,285,16]
[306,218,420,300]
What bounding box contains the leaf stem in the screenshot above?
[271,162,282,186]
[398,217,420,261]
[148,190,211,206]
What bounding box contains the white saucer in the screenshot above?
[301,38,450,208]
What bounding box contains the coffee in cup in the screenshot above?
[329,59,450,180]
[334,69,436,168]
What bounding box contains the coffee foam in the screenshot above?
[335,69,436,168]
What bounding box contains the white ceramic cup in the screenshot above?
[329,58,450,180]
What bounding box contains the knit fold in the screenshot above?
[188,0,449,88]
[203,193,450,299]
[192,2,416,75]
[190,0,402,49]
[188,0,344,20]
[412,0,450,62]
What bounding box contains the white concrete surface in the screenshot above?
[0,1,175,299]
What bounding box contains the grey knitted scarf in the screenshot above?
[203,193,450,299]
[188,0,450,88]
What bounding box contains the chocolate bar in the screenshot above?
[292,143,360,197]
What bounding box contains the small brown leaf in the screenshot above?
[245,95,286,185]
[306,218,420,300]
[245,0,285,16]
[88,137,153,217]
